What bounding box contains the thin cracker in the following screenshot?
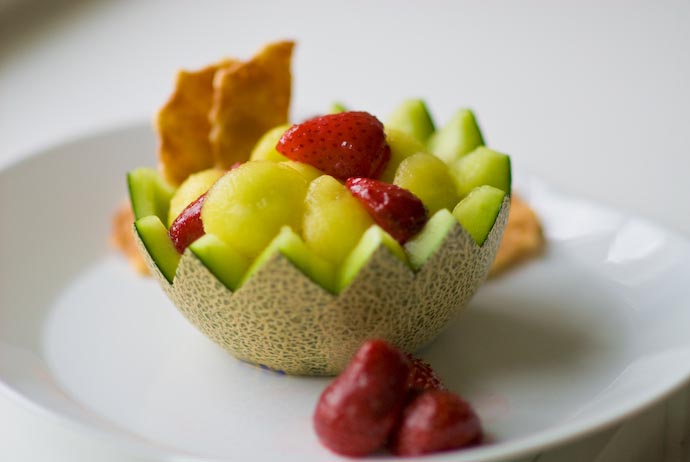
[110,202,150,275]
[156,60,236,184]
[209,40,294,168]
[489,194,545,276]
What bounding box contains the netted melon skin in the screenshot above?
[135,198,509,376]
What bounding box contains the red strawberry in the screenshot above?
[168,193,206,254]
[276,111,390,180]
[390,389,482,456]
[346,178,428,244]
[407,355,445,392]
[313,339,411,456]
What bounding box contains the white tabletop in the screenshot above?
[1,1,689,461]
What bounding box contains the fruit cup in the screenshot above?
[129,104,511,376]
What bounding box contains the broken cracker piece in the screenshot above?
[209,40,294,168]
[156,60,236,185]
[489,194,545,276]
[110,202,150,275]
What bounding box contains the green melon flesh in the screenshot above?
[452,146,511,199]
[202,162,308,259]
[453,185,506,246]
[427,109,484,164]
[329,102,348,114]
[189,234,250,291]
[404,209,457,271]
[282,160,323,183]
[386,99,436,144]
[339,226,408,291]
[134,215,180,283]
[167,168,224,226]
[249,124,291,162]
[302,175,375,266]
[393,153,459,215]
[380,128,429,183]
[127,168,176,222]
[243,226,337,294]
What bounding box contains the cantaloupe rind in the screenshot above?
[134,197,509,376]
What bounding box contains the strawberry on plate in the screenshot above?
[407,355,445,392]
[313,339,411,456]
[276,111,391,180]
[390,389,482,456]
[313,340,482,457]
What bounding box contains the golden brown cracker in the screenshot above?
[209,40,294,168]
[110,202,150,275]
[156,60,236,185]
[490,194,545,276]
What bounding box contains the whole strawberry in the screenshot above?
[276,111,390,180]
[346,178,428,244]
[390,389,482,456]
[313,339,411,456]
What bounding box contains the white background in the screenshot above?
[1,1,689,461]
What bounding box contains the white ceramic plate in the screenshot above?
[1,125,690,462]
